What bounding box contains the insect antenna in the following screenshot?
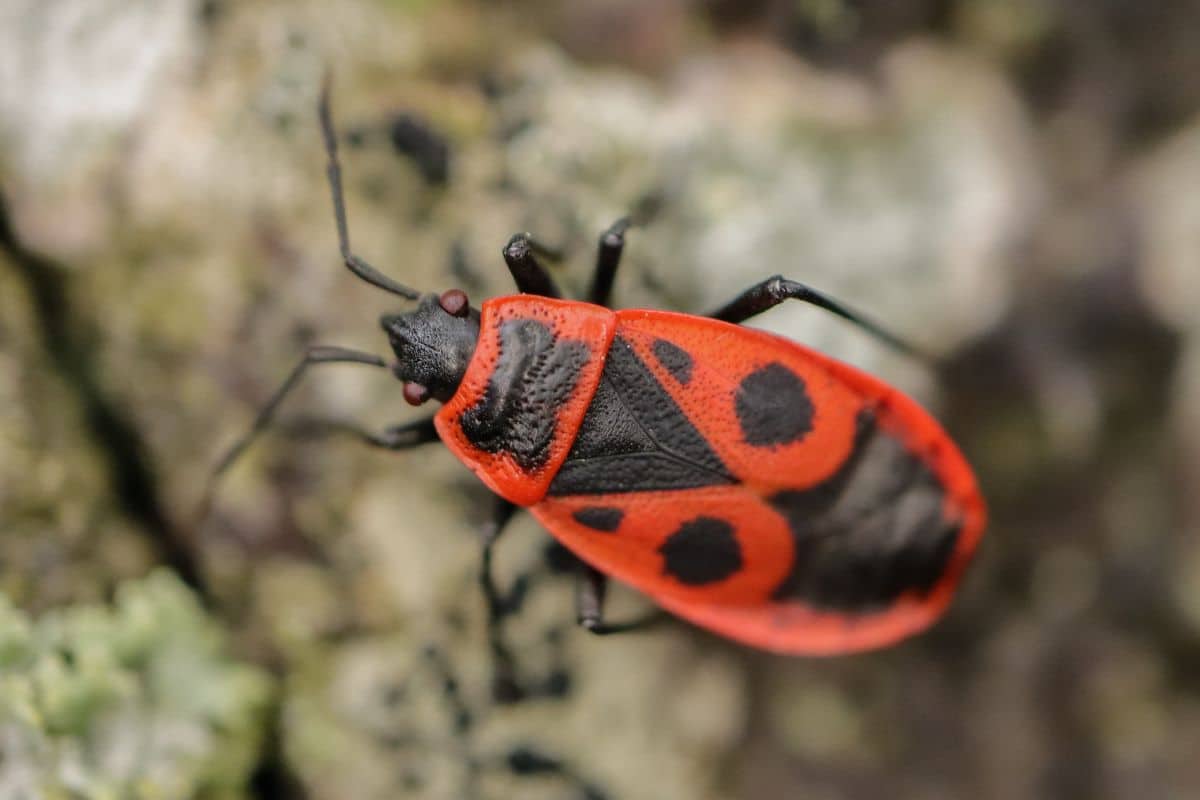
[198,78,422,524]
[319,74,421,300]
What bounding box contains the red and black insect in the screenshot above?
[212,81,986,656]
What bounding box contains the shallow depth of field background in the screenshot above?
[0,1,1196,798]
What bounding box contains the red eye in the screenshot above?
[403,382,431,406]
[439,289,470,318]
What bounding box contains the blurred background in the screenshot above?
[0,1,1195,798]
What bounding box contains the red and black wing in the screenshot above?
[531,310,985,655]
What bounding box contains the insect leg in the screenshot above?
[502,233,562,298]
[480,496,527,701]
[195,346,392,523]
[587,216,631,307]
[277,415,439,450]
[576,564,666,635]
[208,346,387,481]
[319,76,421,300]
[705,275,932,362]
[500,746,607,799]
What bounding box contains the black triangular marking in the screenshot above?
[561,372,654,460]
[549,336,736,496]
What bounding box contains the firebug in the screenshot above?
[209,79,986,656]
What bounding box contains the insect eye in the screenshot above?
[403,382,431,406]
[438,289,470,318]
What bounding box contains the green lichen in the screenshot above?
[0,570,273,800]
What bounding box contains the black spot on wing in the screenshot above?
[768,410,961,610]
[659,516,742,585]
[735,363,815,447]
[571,506,624,532]
[460,319,590,471]
[548,337,735,496]
[652,338,693,384]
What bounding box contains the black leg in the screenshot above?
[588,217,630,307]
[480,497,518,619]
[480,496,525,701]
[502,233,562,298]
[196,346,390,522]
[319,76,421,299]
[575,564,665,636]
[209,346,388,480]
[500,746,606,799]
[277,415,439,450]
[706,275,931,361]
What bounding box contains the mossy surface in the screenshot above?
[0,571,272,800]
